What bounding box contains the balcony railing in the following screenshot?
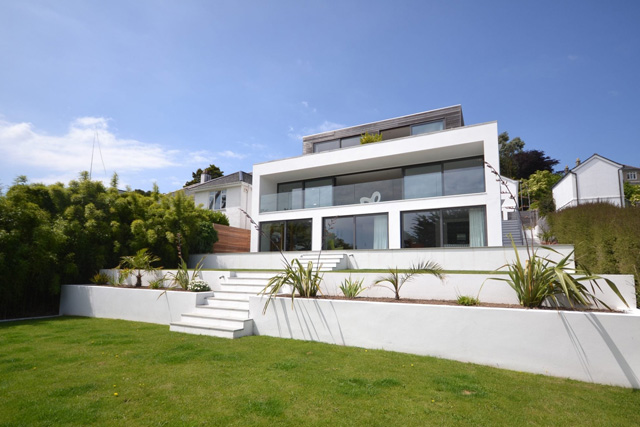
[260,178,404,213]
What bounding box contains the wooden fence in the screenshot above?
[212,224,251,253]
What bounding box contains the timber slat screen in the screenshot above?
[212,224,251,253]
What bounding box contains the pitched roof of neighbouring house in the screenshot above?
[182,171,252,194]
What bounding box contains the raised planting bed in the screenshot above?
[249,295,640,388]
[59,285,214,325]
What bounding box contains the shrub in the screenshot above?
[148,276,166,289]
[360,132,382,144]
[374,260,445,300]
[262,259,323,313]
[187,279,211,292]
[457,295,479,306]
[118,248,162,287]
[339,276,366,298]
[489,241,628,310]
[547,203,640,306]
[90,272,111,285]
[166,257,204,290]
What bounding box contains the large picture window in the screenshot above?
[259,219,312,252]
[323,214,388,250]
[208,190,226,210]
[402,206,486,248]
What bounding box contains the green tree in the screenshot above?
[521,170,562,215]
[499,132,524,179]
[624,182,640,206]
[184,164,224,187]
[499,132,559,180]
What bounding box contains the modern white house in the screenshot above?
[250,105,504,252]
[182,171,253,229]
[552,154,629,211]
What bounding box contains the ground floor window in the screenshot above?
[322,214,388,250]
[259,219,312,252]
[401,206,486,248]
[208,190,226,210]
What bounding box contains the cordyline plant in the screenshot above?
[118,248,162,287]
[484,162,628,310]
[374,260,445,300]
[240,209,324,314]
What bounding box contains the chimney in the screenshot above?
[201,173,211,183]
[575,158,581,167]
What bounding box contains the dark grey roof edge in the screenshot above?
[183,171,252,192]
[302,105,463,141]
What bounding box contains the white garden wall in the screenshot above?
[249,297,640,388]
[59,285,213,325]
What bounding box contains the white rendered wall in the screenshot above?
[553,174,577,211]
[193,245,576,272]
[251,122,501,251]
[192,183,252,229]
[249,297,640,388]
[575,159,623,206]
[59,285,214,325]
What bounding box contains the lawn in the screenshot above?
[1,317,638,426]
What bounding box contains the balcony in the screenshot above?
[260,178,404,213]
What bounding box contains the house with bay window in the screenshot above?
[250,105,503,252]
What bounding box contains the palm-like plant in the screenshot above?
[261,259,323,313]
[374,260,445,300]
[166,257,204,290]
[491,242,628,309]
[118,248,161,287]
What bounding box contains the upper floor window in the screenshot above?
[313,134,374,153]
[208,189,226,210]
[411,120,444,135]
[627,171,638,180]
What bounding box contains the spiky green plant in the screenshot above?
[90,272,111,285]
[339,276,366,298]
[490,241,628,310]
[118,248,161,287]
[261,259,323,313]
[456,295,480,306]
[374,260,445,300]
[166,257,204,290]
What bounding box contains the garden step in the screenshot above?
[179,313,252,329]
[222,277,272,286]
[233,272,276,280]
[205,297,249,310]
[169,322,252,339]
[193,305,250,319]
[214,290,256,300]
[219,283,266,293]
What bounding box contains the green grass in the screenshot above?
[1,317,638,426]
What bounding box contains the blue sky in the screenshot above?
[1,0,639,192]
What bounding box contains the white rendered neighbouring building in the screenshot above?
[182,171,253,230]
[250,106,503,252]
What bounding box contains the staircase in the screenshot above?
[502,219,524,246]
[169,272,272,339]
[297,252,347,271]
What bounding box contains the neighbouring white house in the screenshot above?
[552,154,632,210]
[182,171,253,229]
[250,105,504,252]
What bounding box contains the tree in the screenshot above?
[520,170,562,215]
[184,164,224,187]
[499,132,524,179]
[624,182,640,206]
[499,132,559,180]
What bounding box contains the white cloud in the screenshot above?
[0,117,179,182]
[288,120,345,141]
[301,101,309,108]
[219,150,247,159]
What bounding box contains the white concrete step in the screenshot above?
[219,283,266,293]
[180,313,252,329]
[214,290,256,300]
[222,277,272,286]
[193,305,250,319]
[205,297,249,310]
[233,271,276,280]
[169,322,252,339]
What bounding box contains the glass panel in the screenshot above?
[260,221,284,252]
[355,214,387,249]
[285,219,312,251]
[442,208,470,247]
[208,192,215,210]
[278,182,303,210]
[340,135,361,148]
[323,217,354,250]
[304,178,333,209]
[220,190,226,209]
[402,210,441,248]
[381,126,410,141]
[443,157,485,196]
[313,140,340,153]
[260,193,277,213]
[404,164,442,199]
[411,120,444,135]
